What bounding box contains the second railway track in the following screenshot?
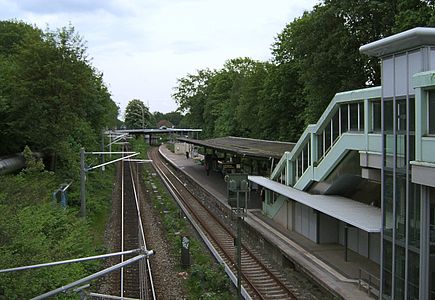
[149,147,300,300]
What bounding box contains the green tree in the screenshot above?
[124,99,151,129]
[173,69,214,133]
[0,21,118,175]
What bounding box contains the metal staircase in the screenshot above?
[271,86,382,191]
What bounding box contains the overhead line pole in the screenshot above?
[79,147,138,218]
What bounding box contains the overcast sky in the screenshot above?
[0,0,319,117]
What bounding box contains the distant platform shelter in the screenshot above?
[177,136,295,177]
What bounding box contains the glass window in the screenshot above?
[394,245,406,300]
[359,102,364,131]
[350,103,359,131]
[397,99,406,132]
[409,97,415,132]
[324,125,331,151]
[317,133,323,159]
[408,183,421,248]
[408,250,419,300]
[383,171,394,237]
[395,175,406,241]
[372,100,381,132]
[340,104,348,133]
[383,239,393,298]
[429,90,435,134]
[302,143,309,171]
[297,155,302,179]
[384,100,394,132]
[332,111,339,142]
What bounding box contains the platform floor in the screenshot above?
[159,145,378,299]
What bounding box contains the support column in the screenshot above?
[415,88,426,161]
[344,224,348,262]
[419,186,429,300]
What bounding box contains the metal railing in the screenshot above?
[358,268,380,298]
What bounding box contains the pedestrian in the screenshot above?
[185,151,189,159]
[205,163,210,176]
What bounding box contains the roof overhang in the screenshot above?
[177,136,295,160]
[249,176,381,233]
[359,27,435,57]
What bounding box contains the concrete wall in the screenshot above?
[294,202,317,242]
[318,213,338,243]
[382,49,424,98]
[273,200,293,231]
[338,221,380,264]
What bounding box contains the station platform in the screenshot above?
[159,145,377,300]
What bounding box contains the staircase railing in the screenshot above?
[270,86,381,189]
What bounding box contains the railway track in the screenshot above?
[149,147,299,300]
[115,147,156,299]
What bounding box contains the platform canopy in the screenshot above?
[177,136,295,160]
[249,176,381,233]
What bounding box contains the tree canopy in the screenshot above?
[124,99,151,129]
[173,0,435,140]
[0,20,118,175]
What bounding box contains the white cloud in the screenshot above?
[0,0,319,116]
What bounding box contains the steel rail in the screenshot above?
[150,153,263,299]
[151,148,297,299]
[151,157,252,299]
[159,149,297,297]
[128,162,157,300]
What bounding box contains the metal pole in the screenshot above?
[236,191,242,299]
[101,129,105,172]
[80,147,86,218]
[109,132,112,158]
[0,249,141,273]
[32,254,146,300]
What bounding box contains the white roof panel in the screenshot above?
[359,27,435,57]
[249,176,381,232]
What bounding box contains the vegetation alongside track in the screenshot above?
[131,138,234,299]
[0,151,115,299]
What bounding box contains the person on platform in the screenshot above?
[205,163,210,176]
[185,151,189,159]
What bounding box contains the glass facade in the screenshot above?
[381,52,421,299]
[373,100,382,132]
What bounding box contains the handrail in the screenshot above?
[358,268,380,297]
[270,86,381,188]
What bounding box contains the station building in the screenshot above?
[249,27,435,299]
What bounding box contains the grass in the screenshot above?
[0,162,115,298]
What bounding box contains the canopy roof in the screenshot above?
[249,176,381,232]
[360,27,435,57]
[178,136,295,159]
